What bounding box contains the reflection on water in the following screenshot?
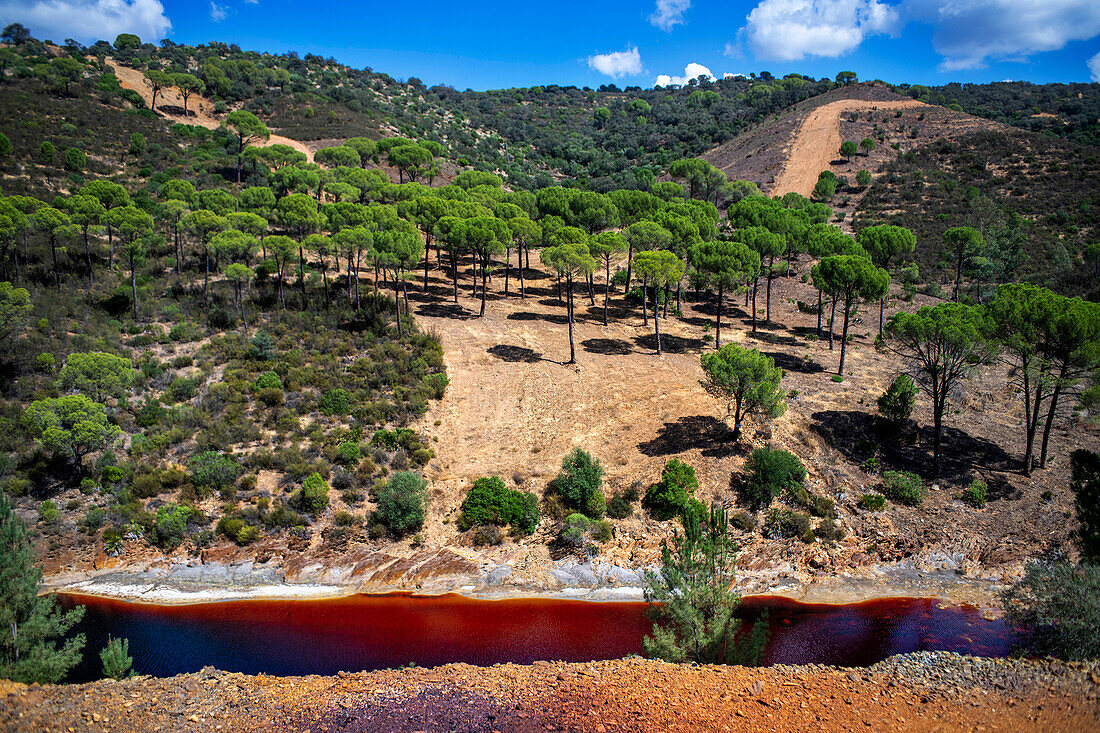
[56,592,1013,682]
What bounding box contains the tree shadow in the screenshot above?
[585,304,636,321]
[634,333,704,354]
[745,330,800,347]
[581,338,635,356]
[638,415,744,459]
[415,302,470,320]
[507,311,569,325]
[810,410,1017,484]
[487,344,547,363]
[765,350,824,374]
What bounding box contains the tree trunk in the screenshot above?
[828,296,838,350]
[587,271,595,305]
[715,282,723,349]
[504,247,510,296]
[519,244,526,299]
[625,243,633,288]
[450,250,458,303]
[603,257,610,327]
[838,296,851,375]
[878,295,886,336]
[751,276,758,333]
[277,263,286,309]
[642,275,649,327]
[566,277,576,364]
[765,255,775,323]
[320,253,330,309]
[1038,361,1068,469]
[298,245,307,308]
[479,255,488,317]
[816,288,823,338]
[653,286,662,355]
[393,273,403,337]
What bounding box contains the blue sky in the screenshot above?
[3,0,1100,90]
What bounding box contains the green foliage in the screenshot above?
[554,448,605,517]
[961,478,988,508]
[699,345,785,441]
[335,441,361,467]
[0,282,32,342]
[374,471,428,536]
[187,451,242,498]
[763,508,812,539]
[57,351,135,401]
[856,170,872,187]
[253,370,283,391]
[740,447,806,510]
[100,637,133,680]
[881,470,924,506]
[878,374,917,425]
[643,458,699,521]
[559,513,592,549]
[151,503,194,550]
[294,472,331,516]
[0,492,85,684]
[458,476,539,534]
[23,394,122,464]
[812,170,837,201]
[606,487,639,519]
[1002,560,1100,660]
[642,504,768,665]
[318,388,352,416]
[1071,449,1100,564]
[858,493,887,511]
[63,147,86,172]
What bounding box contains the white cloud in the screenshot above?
[209,1,227,22]
[739,0,899,61]
[588,46,644,78]
[723,72,747,79]
[0,0,171,43]
[650,0,691,31]
[655,62,716,87]
[907,0,1100,70]
[1090,52,1100,82]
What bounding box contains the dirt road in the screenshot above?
[771,99,926,197]
[105,61,315,162]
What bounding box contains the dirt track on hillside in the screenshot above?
[771,99,926,197]
[106,61,315,162]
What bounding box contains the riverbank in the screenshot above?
[43,555,1012,609]
[5,652,1098,732]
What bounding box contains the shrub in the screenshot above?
[763,508,811,539]
[472,524,503,546]
[64,147,87,171]
[319,388,352,416]
[253,371,283,391]
[558,513,592,548]
[35,352,55,373]
[740,447,806,510]
[881,470,923,506]
[858,493,887,511]
[961,478,988,508]
[293,472,330,515]
[100,637,133,680]
[643,458,698,520]
[606,487,639,519]
[236,524,261,545]
[1002,560,1100,660]
[1071,449,1100,564]
[38,500,60,525]
[730,510,756,531]
[188,452,242,498]
[817,517,846,543]
[878,374,917,425]
[334,510,361,527]
[421,372,448,400]
[458,476,539,534]
[150,504,194,549]
[554,448,604,517]
[374,471,428,536]
[335,442,361,467]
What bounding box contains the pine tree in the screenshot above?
[642,504,769,665]
[0,492,86,683]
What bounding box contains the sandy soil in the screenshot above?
[4,654,1098,732]
[771,99,926,198]
[105,61,315,163]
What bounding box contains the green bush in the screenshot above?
[554,448,604,517]
[421,372,448,400]
[858,493,887,511]
[253,371,283,391]
[38,500,60,525]
[643,458,698,520]
[878,374,917,425]
[1071,449,1100,564]
[319,388,352,415]
[606,487,639,519]
[1002,560,1100,661]
[458,476,539,534]
[882,470,923,506]
[816,517,846,543]
[151,504,194,549]
[335,442,361,466]
[100,637,133,680]
[741,447,806,510]
[961,478,988,508]
[730,510,756,531]
[294,472,330,515]
[188,452,242,498]
[558,513,592,548]
[763,508,811,539]
[374,471,428,536]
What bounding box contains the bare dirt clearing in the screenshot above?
[105,61,316,163]
[771,99,926,198]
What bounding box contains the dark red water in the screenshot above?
[56,592,1013,682]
